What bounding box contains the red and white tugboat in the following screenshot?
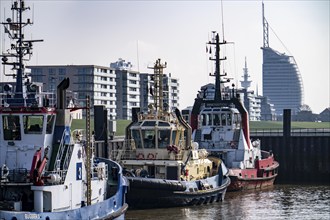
[187,32,279,191]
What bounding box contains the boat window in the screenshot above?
[213,114,220,126]
[207,114,212,125]
[46,115,55,134]
[132,129,142,149]
[142,121,156,127]
[142,130,155,148]
[158,130,171,148]
[201,114,206,126]
[233,113,240,128]
[2,115,21,140]
[24,115,44,134]
[221,113,226,125]
[171,130,177,145]
[227,113,232,126]
[158,121,170,127]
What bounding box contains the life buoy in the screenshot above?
[167,145,179,154]
[147,153,155,160]
[137,153,144,160]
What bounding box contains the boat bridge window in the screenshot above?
[131,129,142,149]
[207,113,212,125]
[158,130,171,148]
[24,115,44,134]
[227,113,232,125]
[142,121,156,127]
[233,113,241,128]
[221,113,226,125]
[2,115,21,140]
[142,130,156,148]
[158,121,170,127]
[171,130,177,145]
[213,114,220,126]
[201,114,206,126]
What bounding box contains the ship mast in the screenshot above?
[148,58,167,119]
[208,32,227,102]
[0,0,42,106]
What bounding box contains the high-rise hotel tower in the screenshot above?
[261,3,304,115]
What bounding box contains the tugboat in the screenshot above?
[0,1,128,219]
[187,32,279,191]
[110,59,230,209]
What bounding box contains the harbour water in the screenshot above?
[126,185,330,220]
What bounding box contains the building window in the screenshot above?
[129,80,137,84]
[101,76,107,81]
[48,68,56,75]
[101,68,108,73]
[59,68,66,75]
[101,84,107,89]
[129,73,137,77]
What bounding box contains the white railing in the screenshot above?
[0,91,56,108]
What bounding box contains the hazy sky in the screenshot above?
[0,0,329,113]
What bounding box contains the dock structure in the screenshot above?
[251,130,330,184]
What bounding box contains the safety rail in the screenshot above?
[54,117,73,171]
[109,149,184,161]
[0,91,56,108]
[62,145,74,171]
[202,140,238,150]
[54,130,67,171]
[260,150,271,159]
[250,128,330,137]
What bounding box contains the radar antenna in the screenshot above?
[0,0,43,106]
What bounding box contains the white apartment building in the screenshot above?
[28,65,117,119]
[140,73,180,113]
[111,59,140,120]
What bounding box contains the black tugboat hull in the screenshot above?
[126,176,231,209]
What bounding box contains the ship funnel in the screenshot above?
[57,78,70,109]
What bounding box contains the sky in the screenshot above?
[0,0,329,114]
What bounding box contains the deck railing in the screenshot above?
[250,128,330,137]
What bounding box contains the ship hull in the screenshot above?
[0,202,128,220]
[0,158,128,220]
[227,160,279,191]
[228,173,277,191]
[125,175,230,209]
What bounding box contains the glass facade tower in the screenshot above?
[262,47,304,115]
[261,3,304,115]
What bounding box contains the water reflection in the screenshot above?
[126,185,330,220]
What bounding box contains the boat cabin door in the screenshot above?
[166,166,178,180]
[147,165,155,178]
